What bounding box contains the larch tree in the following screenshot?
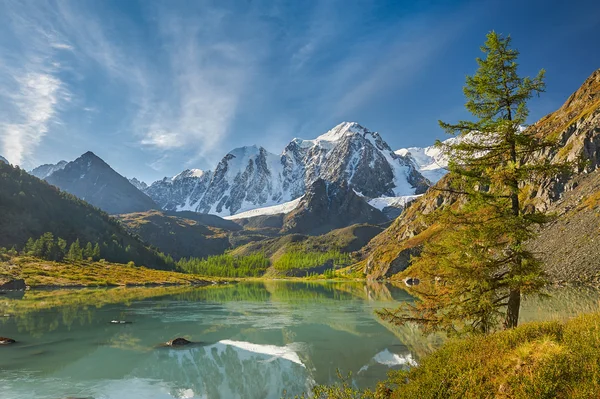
[378,32,568,334]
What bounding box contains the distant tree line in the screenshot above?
[0,232,177,268]
[177,253,270,277]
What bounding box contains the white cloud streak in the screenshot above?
[0,0,71,166]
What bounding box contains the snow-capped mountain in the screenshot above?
[29,160,68,180]
[395,139,452,184]
[145,122,430,217]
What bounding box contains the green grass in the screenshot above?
[0,254,217,287]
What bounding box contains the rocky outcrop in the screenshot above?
[361,68,600,281]
[365,246,423,279]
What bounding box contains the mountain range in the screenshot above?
[28,122,447,223]
[143,122,433,217]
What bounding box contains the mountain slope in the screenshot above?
[145,169,212,211]
[360,68,600,281]
[0,162,172,269]
[0,156,8,164]
[45,152,157,214]
[281,179,389,235]
[145,122,430,217]
[30,160,68,179]
[117,211,232,260]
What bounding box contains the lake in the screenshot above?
[1,281,599,399]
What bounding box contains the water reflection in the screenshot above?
[0,281,415,399]
[2,282,595,399]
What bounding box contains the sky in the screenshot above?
[0,0,599,183]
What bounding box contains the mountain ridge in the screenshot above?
[144,121,430,217]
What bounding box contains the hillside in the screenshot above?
[0,255,213,288]
[231,223,384,258]
[361,68,600,281]
[0,162,172,269]
[45,151,157,214]
[116,210,233,260]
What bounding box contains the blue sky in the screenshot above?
[0,0,599,183]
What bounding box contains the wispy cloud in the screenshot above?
[0,0,71,166]
[0,0,479,180]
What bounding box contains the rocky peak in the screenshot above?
[129,177,148,191]
[172,169,208,181]
[314,121,370,142]
[146,121,431,217]
[45,152,157,214]
[281,178,388,235]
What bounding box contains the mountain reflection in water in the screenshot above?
[0,281,416,399]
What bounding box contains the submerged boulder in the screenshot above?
[0,337,16,345]
[0,279,26,291]
[166,338,192,347]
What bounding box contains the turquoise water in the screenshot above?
[0,281,416,399]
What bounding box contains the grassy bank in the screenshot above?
[302,312,600,398]
[0,255,218,287]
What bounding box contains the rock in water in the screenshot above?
[166,337,192,346]
[0,337,16,345]
[0,279,26,291]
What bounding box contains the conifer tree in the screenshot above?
[92,243,101,261]
[84,242,94,260]
[67,239,83,261]
[378,32,568,333]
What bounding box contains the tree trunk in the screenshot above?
[504,289,521,328]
